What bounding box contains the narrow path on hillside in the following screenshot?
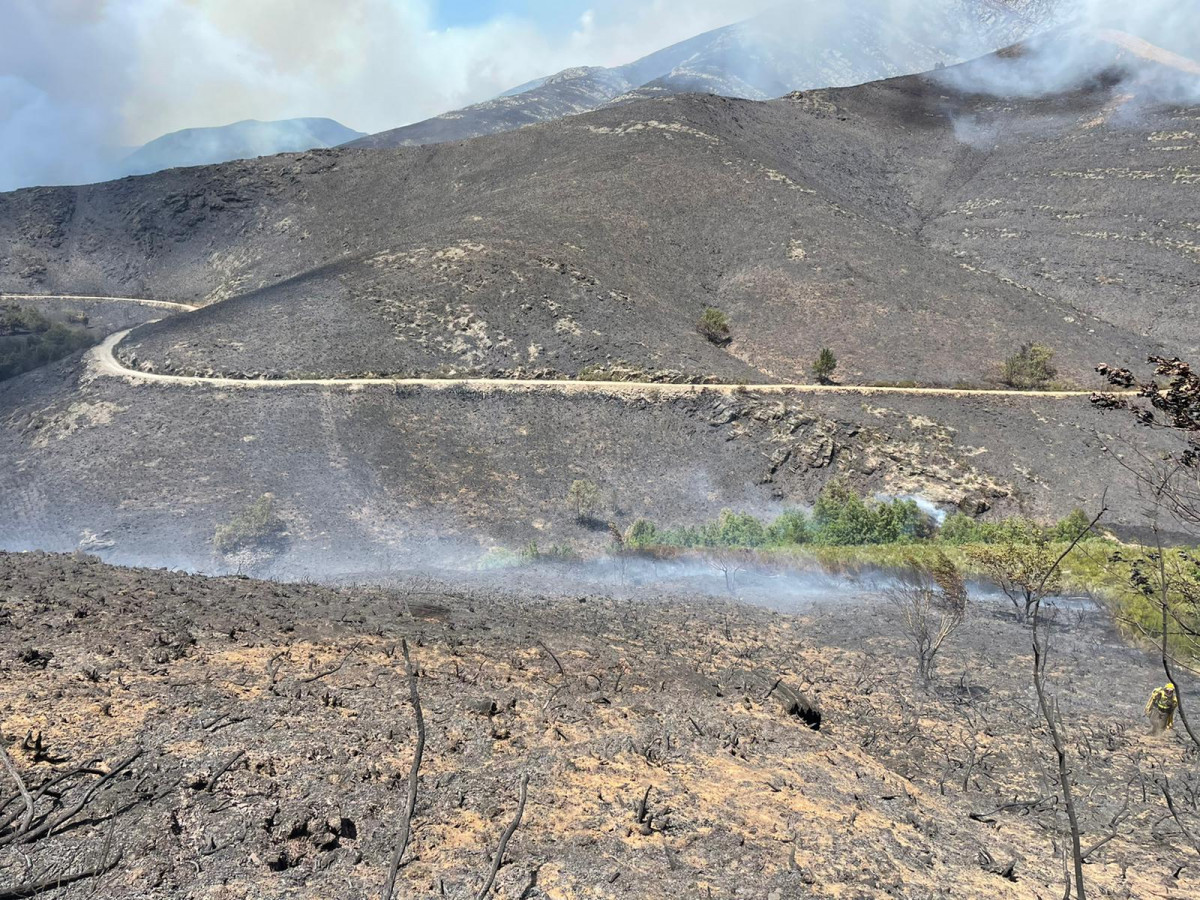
[1,292,198,312]
[12,292,1105,399]
[90,329,1101,397]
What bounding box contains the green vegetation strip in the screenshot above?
[0,303,98,381]
[601,481,1199,657]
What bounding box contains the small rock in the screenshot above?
[468,698,499,717]
[958,495,991,517]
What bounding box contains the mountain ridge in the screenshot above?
[1,42,1196,554]
[347,0,1057,150]
[119,116,366,178]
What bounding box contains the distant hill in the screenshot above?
[119,118,365,177]
[348,0,1058,149]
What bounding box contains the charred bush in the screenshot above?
[213,493,286,556]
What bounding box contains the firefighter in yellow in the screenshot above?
[1145,683,1178,733]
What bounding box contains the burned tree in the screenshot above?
[887,553,967,682]
[1095,356,1200,518]
[968,538,1065,624]
[381,640,425,900]
[565,479,601,522]
[1025,506,1106,900]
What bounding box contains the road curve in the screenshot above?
[89,326,1103,399]
[1,292,198,312]
[4,290,1105,397]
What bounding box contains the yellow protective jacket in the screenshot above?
[1146,686,1178,727]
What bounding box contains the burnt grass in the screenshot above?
[1,551,1197,899]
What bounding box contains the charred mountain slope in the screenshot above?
[0,41,1195,560]
[347,0,1053,151]
[0,348,1174,567]
[2,40,1197,387]
[0,551,1190,899]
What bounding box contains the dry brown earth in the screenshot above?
[1,551,1196,898]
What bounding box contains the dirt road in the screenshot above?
[1,292,198,312]
[13,293,1101,398]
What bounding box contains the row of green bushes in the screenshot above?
[620,481,1095,551]
[0,304,97,381]
[938,507,1098,545]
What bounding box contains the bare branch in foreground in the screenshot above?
[1,741,34,837]
[381,639,426,900]
[0,849,122,900]
[1029,504,1106,900]
[476,773,530,900]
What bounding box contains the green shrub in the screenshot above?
[213,494,284,555]
[1001,342,1057,390]
[766,509,810,545]
[697,307,731,345]
[0,304,98,381]
[716,509,766,547]
[478,547,521,569]
[811,480,875,544]
[938,512,981,544]
[811,347,838,384]
[0,304,53,336]
[1051,508,1097,542]
[626,519,659,550]
[810,480,927,545]
[516,541,575,562]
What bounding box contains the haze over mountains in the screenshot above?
[349,0,1059,148]
[118,118,366,179]
[5,0,1061,186]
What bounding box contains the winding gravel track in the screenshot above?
[1,292,197,312]
[14,293,1104,398]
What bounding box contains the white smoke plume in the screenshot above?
[1,1,1196,193]
[932,1,1200,100]
[0,0,774,191]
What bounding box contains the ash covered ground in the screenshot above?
[1,551,1196,899]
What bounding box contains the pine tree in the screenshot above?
[812,347,837,384]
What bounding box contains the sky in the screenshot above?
[0,1,770,151]
[433,0,598,30]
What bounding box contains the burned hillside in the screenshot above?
[1,551,1196,899]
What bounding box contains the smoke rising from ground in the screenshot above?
[932,1,1200,101]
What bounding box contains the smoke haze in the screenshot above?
[0,0,776,191]
[933,4,1200,101]
[1,1,1196,191]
